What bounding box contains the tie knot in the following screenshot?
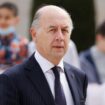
[52,66,60,79]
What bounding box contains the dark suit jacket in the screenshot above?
[0,54,88,105]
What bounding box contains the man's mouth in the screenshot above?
[53,46,64,49]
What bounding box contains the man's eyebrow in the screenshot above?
[62,26,69,29]
[48,25,69,29]
[48,25,57,29]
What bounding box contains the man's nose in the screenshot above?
[56,29,64,41]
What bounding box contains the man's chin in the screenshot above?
[52,52,64,59]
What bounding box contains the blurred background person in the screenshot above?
[79,21,105,84]
[0,2,28,66]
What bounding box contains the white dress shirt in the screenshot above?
[35,50,74,105]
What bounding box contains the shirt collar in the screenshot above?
[34,50,64,73]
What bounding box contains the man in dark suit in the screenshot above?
[0,5,88,105]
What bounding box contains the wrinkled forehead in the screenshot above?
[41,17,71,30]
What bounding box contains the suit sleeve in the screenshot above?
[0,74,19,105]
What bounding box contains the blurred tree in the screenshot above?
[31,0,95,52]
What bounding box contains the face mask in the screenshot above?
[10,39,20,53]
[0,26,16,36]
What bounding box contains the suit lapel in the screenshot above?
[24,54,55,105]
[64,63,80,105]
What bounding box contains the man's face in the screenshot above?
[0,8,17,29]
[32,9,72,63]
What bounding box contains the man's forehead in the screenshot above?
[38,7,70,26]
[40,17,70,30]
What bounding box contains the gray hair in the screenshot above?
[31,11,40,29]
[31,5,74,32]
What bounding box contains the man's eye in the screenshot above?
[62,29,69,33]
[49,29,56,32]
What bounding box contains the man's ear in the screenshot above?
[30,27,36,40]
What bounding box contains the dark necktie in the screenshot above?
[52,66,67,105]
